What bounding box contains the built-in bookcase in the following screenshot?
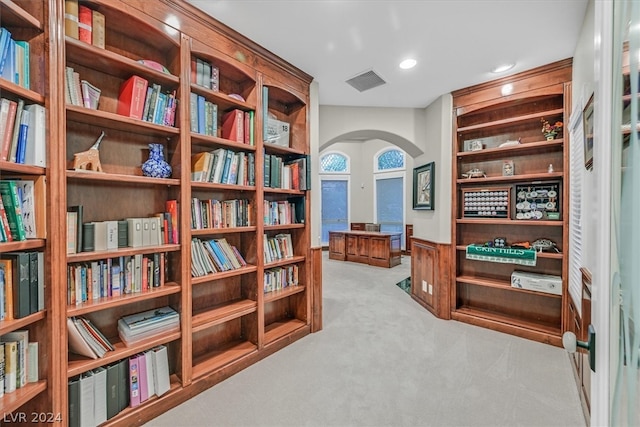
[0,0,50,417]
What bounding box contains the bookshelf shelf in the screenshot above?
[263,142,306,156]
[263,187,305,195]
[263,223,305,231]
[0,0,43,29]
[0,78,45,103]
[189,181,256,192]
[66,170,180,186]
[191,226,257,236]
[190,132,258,151]
[264,319,307,345]
[452,306,561,338]
[66,283,181,317]
[66,244,180,263]
[456,138,564,160]
[0,160,45,175]
[264,285,306,304]
[264,255,306,269]
[456,275,563,298]
[456,108,564,132]
[0,310,45,336]
[455,219,563,226]
[190,265,258,285]
[191,299,257,333]
[0,238,45,253]
[192,340,257,380]
[0,380,47,415]
[65,105,180,137]
[189,84,256,111]
[67,330,181,378]
[456,172,564,185]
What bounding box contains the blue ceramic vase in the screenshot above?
[142,143,172,178]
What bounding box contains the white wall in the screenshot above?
[572,1,597,273]
[317,95,453,246]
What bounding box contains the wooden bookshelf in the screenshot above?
[451,59,572,347]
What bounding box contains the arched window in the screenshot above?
[375,148,405,172]
[320,152,349,173]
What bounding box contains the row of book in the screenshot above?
[117,75,177,127]
[0,330,38,397]
[221,108,255,145]
[264,154,310,190]
[191,56,219,91]
[190,237,247,277]
[190,148,256,186]
[67,346,170,426]
[66,201,179,254]
[264,197,305,226]
[0,99,46,167]
[65,66,101,109]
[263,233,294,264]
[0,27,30,90]
[263,265,299,294]
[0,177,46,243]
[64,0,106,48]
[67,253,166,306]
[0,251,44,321]
[189,93,218,137]
[191,198,251,230]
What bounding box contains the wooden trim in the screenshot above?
[410,237,451,320]
[310,247,323,332]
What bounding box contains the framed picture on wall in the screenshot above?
[583,93,594,170]
[413,162,435,210]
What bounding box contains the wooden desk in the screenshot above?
[328,230,402,268]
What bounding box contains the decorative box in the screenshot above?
[511,270,562,295]
[513,181,561,220]
[265,117,290,147]
[462,187,510,218]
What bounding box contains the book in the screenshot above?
[81,79,101,109]
[144,350,155,399]
[151,345,170,396]
[23,104,46,167]
[14,109,29,164]
[0,181,25,241]
[37,252,44,311]
[4,252,30,319]
[1,330,27,389]
[82,222,94,252]
[27,342,38,383]
[128,356,141,407]
[8,99,24,163]
[117,358,129,411]
[67,317,98,359]
[78,5,93,44]
[221,109,244,142]
[117,75,148,120]
[0,343,4,397]
[91,9,106,48]
[3,341,16,393]
[137,352,149,402]
[28,252,38,314]
[0,99,16,161]
[0,260,13,321]
[93,367,107,425]
[64,0,79,39]
[165,200,179,244]
[105,363,119,420]
[0,28,12,76]
[79,371,95,427]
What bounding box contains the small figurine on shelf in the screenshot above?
[71,131,105,172]
[548,163,554,173]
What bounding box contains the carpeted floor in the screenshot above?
[145,252,585,427]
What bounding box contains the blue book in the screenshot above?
[197,95,205,134]
[220,149,233,184]
[153,92,166,124]
[0,28,11,75]
[1,38,15,83]
[209,239,233,270]
[206,240,230,271]
[15,109,29,164]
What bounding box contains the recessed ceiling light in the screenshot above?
[491,63,515,73]
[399,58,417,70]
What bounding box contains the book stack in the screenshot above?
[64,0,106,48]
[65,66,101,109]
[67,317,114,359]
[0,27,30,89]
[0,330,39,396]
[220,108,254,145]
[117,75,177,127]
[117,306,179,346]
[189,93,218,136]
[263,233,294,263]
[190,237,248,277]
[264,154,310,190]
[263,197,305,226]
[264,264,299,293]
[0,177,46,242]
[67,252,166,306]
[67,346,169,425]
[190,197,251,230]
[190,148,255,186]
[0,100,46,166]
[0,251,45,320]
[191,57,219,91]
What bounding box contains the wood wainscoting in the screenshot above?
[567,267,592,425]
[410,238,451,319]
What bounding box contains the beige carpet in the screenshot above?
[145,252,585,427]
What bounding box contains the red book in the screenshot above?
[165,199,179,244]
[141,256,148,292]
[1,100,17,161]
[117,75,149,120]
[78,5,92,44]
[244,111,250,144]
[221,109,244,142]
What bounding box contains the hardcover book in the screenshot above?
[116,75,148,120]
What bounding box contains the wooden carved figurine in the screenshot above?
[72,131,105,172]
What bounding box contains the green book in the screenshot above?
[0,180,26,241]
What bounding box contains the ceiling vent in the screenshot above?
[345,69,386,92]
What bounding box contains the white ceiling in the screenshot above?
[186,0,589,109]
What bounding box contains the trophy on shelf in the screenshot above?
[71,131,105,172]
